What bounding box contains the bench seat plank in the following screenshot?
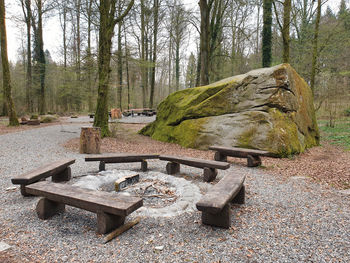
[25,181,143,217]
[85,154,159,163]
[11,159,75,185]
[159,155,230,170]
[196,174,245,214]
[209,145,275,157]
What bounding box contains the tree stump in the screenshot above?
[79,127,101,154]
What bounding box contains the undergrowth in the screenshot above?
[318,117,350,150]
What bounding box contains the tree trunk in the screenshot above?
[124,24,131,110]
[199,0,210,85]
[262,0,272,67]
[79,127,101,154]
[282,0,291,63]
[140,0,147,107]
[86,0,93,112]
[310,0,321,94]
[21,0,32,112]
[149,0,158,108]
[36,0,46,114]
[117,17,123,110]
[94,0,134,137]
[0,0,19,126]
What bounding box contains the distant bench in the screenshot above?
[159,155,230,182]
[25,181,143,234]
[11,159,75,196]
[196,174,245,228]
[209,146,276,167]
[85,154,160,172]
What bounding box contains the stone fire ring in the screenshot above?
[73,170,202,218]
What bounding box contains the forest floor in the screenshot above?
[63,117,350,191]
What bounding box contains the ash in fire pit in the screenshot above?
[73,169,202,217]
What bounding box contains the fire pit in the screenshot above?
[73,169,202,217]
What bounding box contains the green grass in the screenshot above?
[318,117,350,150]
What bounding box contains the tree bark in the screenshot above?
[310,0,321,94]
[282,0,291,63]
[94,0,134,137]
[199,0,210,85]
[262,0,272,67]
[117,15,123,110]
[140,0,147,107]
[149,0,159,108]
[0,0,19,126]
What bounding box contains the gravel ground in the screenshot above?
[1,124,349,262]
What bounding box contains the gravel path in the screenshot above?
[0,124,349,262]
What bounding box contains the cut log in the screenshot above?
[104,217,141,243]
[79,127,101,154]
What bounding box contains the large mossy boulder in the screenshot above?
[140,64,320,157]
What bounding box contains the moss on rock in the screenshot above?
[140,64,320,157]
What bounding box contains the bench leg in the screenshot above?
[20,185,32,197]
[36,198,65,220]
[214,152,227,162]
[203,168,218,182]
[231,185,245,204]
[166,162,180,175]
[52,167,71,182]
[99,161,106,171]
[97,212,125,234]
[141,160,148,172]
[247,155,261,167]
[201,204,230,229]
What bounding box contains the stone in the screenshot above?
[140,64,319,157]
[0,241,11,252]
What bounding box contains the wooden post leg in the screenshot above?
[247,155,261,167]
[166,162,180,175]
[99,161,106,171]
[203,168,218,182]
[141,160,148,172]
[97,212,125,234]
[20,185,32,196]
[36,198,65,220]
[52,167,72,182]
[201,204,230,229]
[231,185,245,204]
[214,152,227,162]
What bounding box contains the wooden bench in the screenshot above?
[25,181,143,234]
[209,145,275,167]
[85,154,159,172]
[196,174,245,228]
[11,158,75,196]
[159,155,230,182]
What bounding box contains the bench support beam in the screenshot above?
[247,155,261,167]
[166,162,180,175]
[231,185,245,204]
[97,212,125,234]
[141,160,148,172]
[99,161,106,171]
[203,168,218,182]
[214,152,227,162]
[36,198,65,220]
[52,167,71,182]
[202,204,230,229]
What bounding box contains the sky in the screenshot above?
[5,0,344,63]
